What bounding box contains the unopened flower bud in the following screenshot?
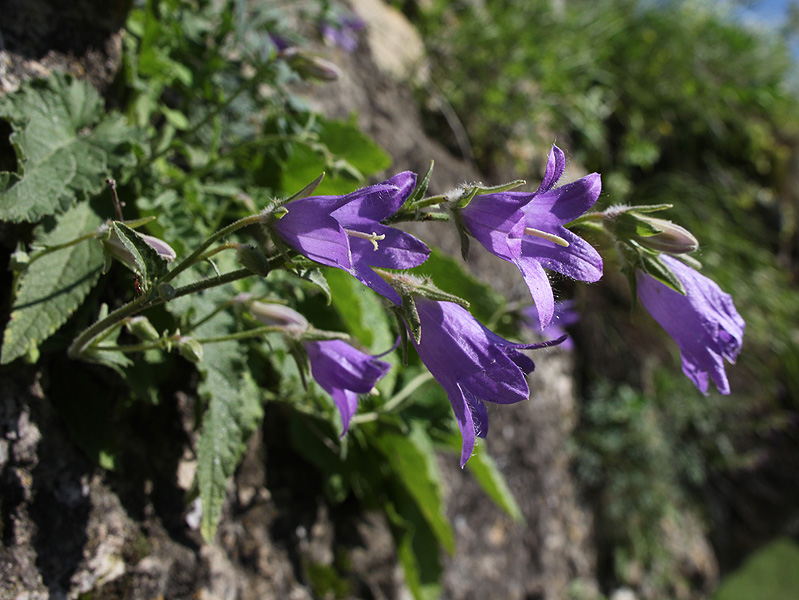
[126,316,160,342]
[236,244,271,276]
[249,301,309,334]
[100,225,177,269]
[634,216,699,254]
[177,337,204,363]
[281,47,341,81]
[157,283,176,301]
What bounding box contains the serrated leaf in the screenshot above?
[373,424,454,553]
[0,73,138,222]
[1,202,104,364]
[196,340,263,541]
[112,221,170,287]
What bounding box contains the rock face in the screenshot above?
[0,2,596,598]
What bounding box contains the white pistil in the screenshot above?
[523,226,570,247]
[344,229,386,251]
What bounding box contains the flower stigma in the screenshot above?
[344,228,386,251]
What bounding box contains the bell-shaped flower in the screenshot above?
[459,146,602,329]
[636,255,745,395]
[304,339,391,436]
[272,172,430,305]
[409,298,564,467]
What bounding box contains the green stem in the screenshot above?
[168,268,252,300]
[569,211,606,226]
[351,372,434,424]
[161,215,263,285]
[197,242,239,262]
[68,294,151,359]
[28,232,98,267]
[68,268,253,360]
[195,325,286,344]
[413,195,448,209]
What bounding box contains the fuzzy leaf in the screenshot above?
[196,340,263,541]
[0,73,138,222]
[1,202,104,364]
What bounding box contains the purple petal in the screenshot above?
[348,225,430,270]
[460,193,527,262]
[273,198,352,269]
[332,172,416,222]
[524,173,601,227]
[330,388,359,436]
[514,258,555,329]
[451,385,477,468]
[350,263,402,305]
[305,340,391,434]
[520,228,603,283]
[537,145,566,193]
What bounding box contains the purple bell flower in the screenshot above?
[320,14,365,52]
[409,298,565,467]
[636,255,745,395]
[304,339,391,436]
[272,172,430,305]
[459,145,603,329]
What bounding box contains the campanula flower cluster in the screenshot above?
[264,144,745,465]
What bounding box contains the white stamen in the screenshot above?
[523,226,570,247]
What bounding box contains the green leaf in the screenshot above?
[465,443,523,522]
[297,268,332,304]
[639,251,686,295]
[112,221,170,288]
[0,73,139,222]
[373,424,454,553]
[281,118,392,196]
[384,488,443,600]
[1,202,104,364]
[196,340,263,541]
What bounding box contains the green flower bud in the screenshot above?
[249,301,309,334]
[633,216,699,254]
[178,337,204,363]
[281,48,341,81]
[157,283,176,301]
[236,244,271,277]
[126,316,160,342]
